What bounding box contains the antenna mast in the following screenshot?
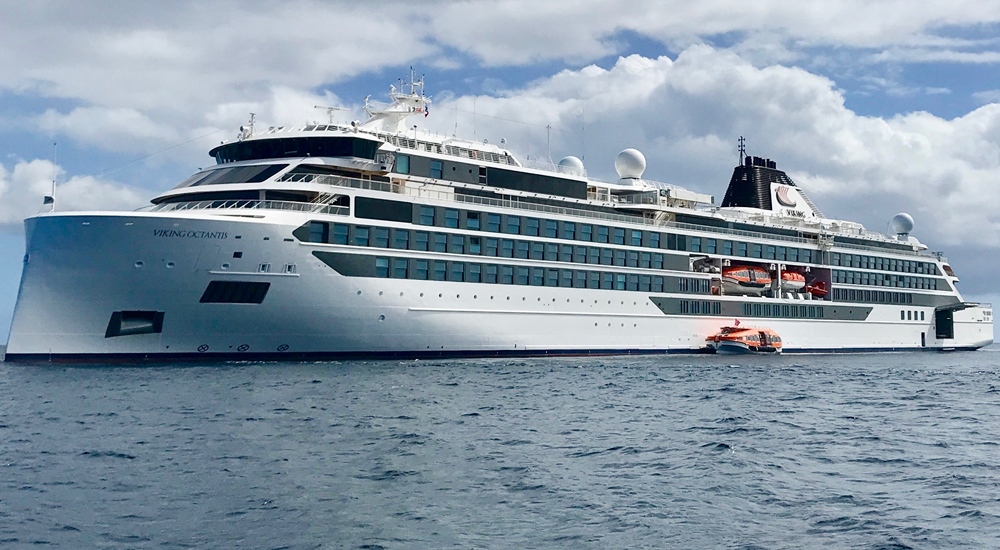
[738,136,746,165]
[44,142,57,211]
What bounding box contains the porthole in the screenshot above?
[221,263,230,270]
[378,315,385,322]
[379,291,383,296]
[166,261,175,269]
[134,261,144,268]
[357,290,362,295]
[420,293,424,297]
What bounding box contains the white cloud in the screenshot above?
[420,47,1000,251]
[0,159,147,228]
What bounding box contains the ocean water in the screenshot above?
[2,348,1000,549]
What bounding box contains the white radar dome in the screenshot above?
[891,213,914,234]
[558,155,585,176]
[615,148,646,180]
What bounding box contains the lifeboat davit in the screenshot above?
[706,326,783,354]
[780,271,806,291]
[721,266,772,296]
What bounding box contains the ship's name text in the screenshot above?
[153,229,228,239]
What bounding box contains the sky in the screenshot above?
[2,0,1000,341]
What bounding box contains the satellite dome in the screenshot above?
[558,155,585,176]
[891,213,914,234]
[615,148,646,180]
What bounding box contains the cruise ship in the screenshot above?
[3,77,993,361]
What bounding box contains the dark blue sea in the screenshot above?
[3,347,1000,549]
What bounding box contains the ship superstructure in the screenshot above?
[4,76,992,360]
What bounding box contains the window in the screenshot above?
[545,243,559,261]
[484,237,499,256]
[602,272,614,290]
[418,206,435,226]
[375,258,389,277]
[444,209,459,228]
[547,269,559,287]
[764,245,776,260]
[373,227,389,248]
[614,273,626,290]
[722,240,733,255]
[516,241,529,259]
[580,224,593,242]
[630,230,642,247]
[561,222,576,240]
[412,231,429,251]
[414,259,429,280]
[525,218,540,236]
[486,214,501,232]
[574,271,587,288]
[560,270,573,287]
[484,264,498,283]
[588,247,600,264]
[751,243,762,258]
[352,226,370,247]
[449,262,465,282]
[432,261,447,281]
[640,252,651,269]
[500,239,514,258]
[627,251,639,268]
[531,267,544,286]
[332,223,349,245]
[392,258,408,278]
[600,248,613,265]
[308,222,327,243]
[501,265,514,284]
[649,232,660,249]
[736,242,747,257]
[468,263,482,283]
[544,220,558,238]
[396,154,410,174]
[612,228,625,245]
[432,233,447,252]
[506,216,521,234]
[639,275,651,292]
[626,274,639,291]
[470,237,482,255]
[613,250,625,266]
[690,237,701,253]
[392,229,409,250]
[705,239,717,254]
[530,242,544,260]
[560,244,573,262]
[430,160,443,179]
[652,253,664,270]
[515,266,529,285]
[575,246,587,263]
[588,271,600,289]
[448,234,465,254]
[595,226,609,243]
[465,212,481,230]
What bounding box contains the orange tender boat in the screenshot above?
[706,326,783,354]
[721,266,772,296]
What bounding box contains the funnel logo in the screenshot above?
[775,185,797,207]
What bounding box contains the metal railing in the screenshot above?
[140,199,350,216]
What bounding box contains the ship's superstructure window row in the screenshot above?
[833,269,944,291]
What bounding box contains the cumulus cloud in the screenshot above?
[0,159,147,228]
[418,47,1000,250]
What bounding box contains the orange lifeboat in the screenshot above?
[721,266,772,296]
[804,280,828,298]
[706,326,783,354]
[780,271,806,291]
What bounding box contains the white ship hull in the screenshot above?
[5,211,992,361]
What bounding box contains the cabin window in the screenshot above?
[602,273,614,290]
[652,253,664,270]
[465,212,481,230]
[639,275,651,292]
[595,226,609,243]
[372,227,389,248]
[392,229,409,250]
[505,216,521,234]
[396,154,410,174]
[580,224,593,242]
[612,228,625,245]
[448,234,465,254]
[588,247,601,264]
[545,243,559,261]
[575,271,587,288]
[614,273,626,290]
[430,160,443,179]
[559,244,573,263]
[418,206,435,226]
[547,269,560,287]
[392,258,408,278]
[470,237,482,255]
[630,230,642,247]
[332,223,349,245]
[467,263,482,283]
[705,239,717,254]
[531,267,544,286]
[515,267,529,285]
[613,250,626,267]
[484,264,499,283]
[444,209,459,228]
[561,222,576,240]
[413,259,429,280]
[530,242,544,260]
[690,237,701,253]
[500,265,514,284]
[600,249,613,265]
[500,239,514,258]
[524,218,540,236]
[544,220,558,238]
[449,262,465,282]
[486,214,501,232]
[648,232,659,248]
[515,241,529,259]
[751,243,762,258]
[375,258,389,278]
[736,242,747,257]
[640,252,651,269]
[561,270,574,288]
[412,231,429,251]
[308,221,327,243]
[432,233,447,252]
[627,251,639,268]
[432,261,447,281]
[352,226,370,247]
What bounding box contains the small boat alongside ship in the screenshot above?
[707,326,783,354]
